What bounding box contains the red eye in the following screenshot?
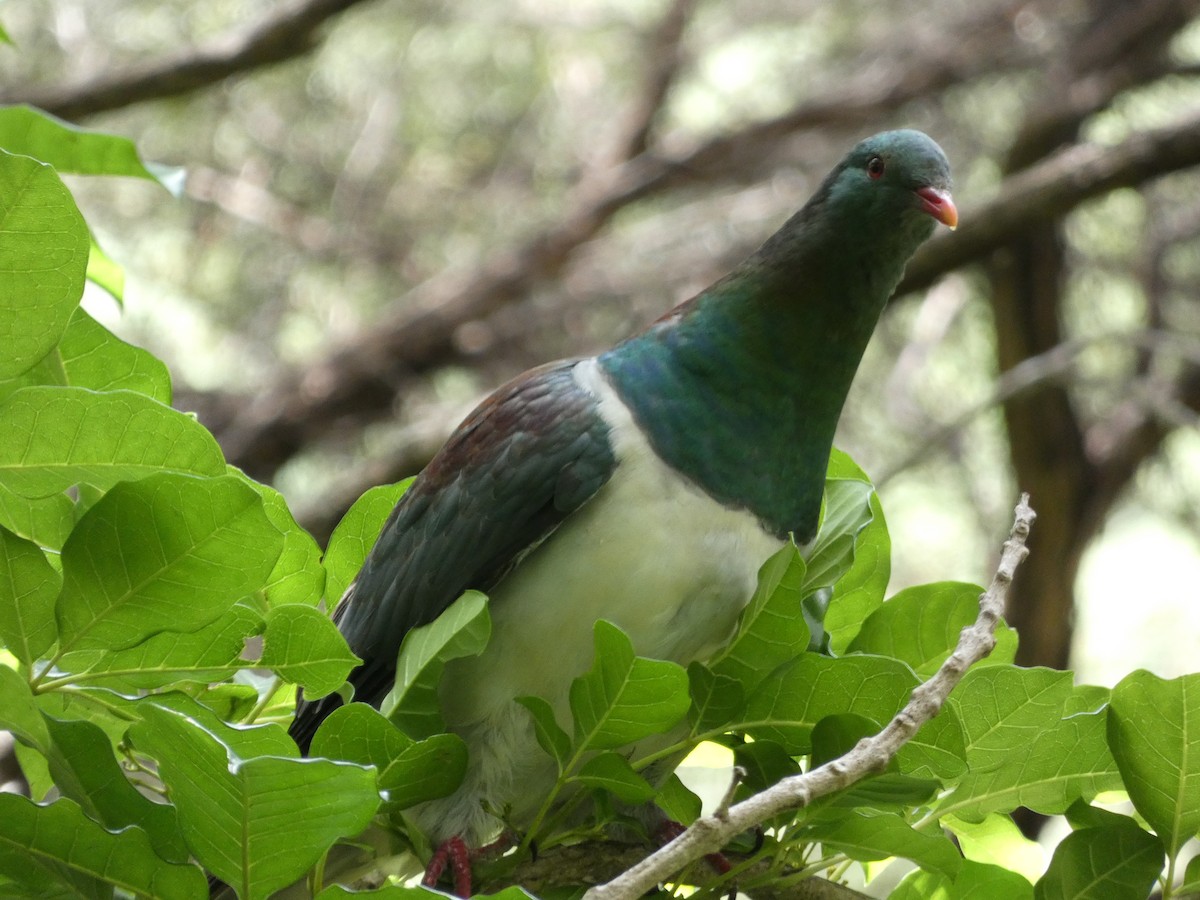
[867,156,885,179]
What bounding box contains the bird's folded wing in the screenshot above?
[290,358,616,747]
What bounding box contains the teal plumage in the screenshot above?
[602,130,954,541]
[288,129,956,896]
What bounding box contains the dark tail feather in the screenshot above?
[287,689,347,754]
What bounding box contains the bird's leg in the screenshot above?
[422,836,472,897]
[654,820,732,875]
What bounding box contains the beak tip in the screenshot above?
[916,186,958,231]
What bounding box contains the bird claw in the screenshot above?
[422,835,472,897]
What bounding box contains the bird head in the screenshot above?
[822,129,957,239]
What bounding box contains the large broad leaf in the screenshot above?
[311,703,467,809]
[516,694,572,769]
[1034,819,1163,900]
[55,472,283,654]
[803,475,874,595]
[0,106,180,188]
[569,620,690,751]
[131,704,379,900]
[686,661,745,735]
[260,604,361,699]
[0,795,204,900]
[0,151,89,379]
[743,653,919,754]
[825,490,891,653]
[39,714,189,862]
[940,679,1121,822]
[1107,670,1200,857]
[250,479,325,606]
[803,810,962,879]
[57,601,264,691]
[0,523,59,664]
[323,479,412,605]
[0,386,226,497]
[383,590,490,739]
[848,581,1016,677]
[709,543,809,694]
[0,307,171,405]
[575,751,656,804]
[0,483,74,550]
[893,861,1035,900]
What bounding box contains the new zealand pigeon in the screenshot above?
[289,129,956,894]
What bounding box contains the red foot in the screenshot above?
[422,836,472,897]
[655,820,732,875]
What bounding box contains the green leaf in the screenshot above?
[940,678,1121,821]
[804,476,874,594]
[569,620,689,751]
[384,590,490,739]
[1181,853,1200,895]
[810,712,880,767]
[687,661,745,734]
[825,490,890,653]
[0,795,204,900]
[0,387,226,497]
[849,581,1006,677]
[1107,670,1200,857]
[0,151,89,379]
[1034,820,1163,900]
[140,693,296,759]
[516,694,572,769]
[576,751,656,804]
[0,663,50,749]
[252,479,325,606]
[804,810,962,879]
[655,773,702,826]
[310,704,466,809]
[743,653,918,754]
[58,601,263,690]
[0,308,171,404]
[0,483,74,549]
[260,604,361,698]
[86,237,125,305]
[0,106,178,187]
[0,524,59,664]
[55,472,283,654]
[709,542,809,693]
[323,479,412,604]
[39,715,188,862]
[894,861,1036,900]
[733,739,801,792]
[950,667,1073,770]
[131,704,379,900]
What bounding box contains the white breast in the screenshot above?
[420,358,786,843]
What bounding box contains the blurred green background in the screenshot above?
[3,0,1199,688]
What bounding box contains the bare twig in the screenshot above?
[582,496,1037,900]
[4,0,374,121]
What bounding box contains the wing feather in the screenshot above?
[290,359,615,749]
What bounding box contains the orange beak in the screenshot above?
[916,186,958,230]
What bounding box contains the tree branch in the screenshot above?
[582,495,1036,900]
[898,108,1200,296]
[4,0,375,121]
[199,6,1027,480]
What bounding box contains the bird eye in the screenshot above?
[867,156,885,179]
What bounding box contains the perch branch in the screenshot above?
[582,495,1037,900]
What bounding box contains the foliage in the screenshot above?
[1,111,1199,900]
